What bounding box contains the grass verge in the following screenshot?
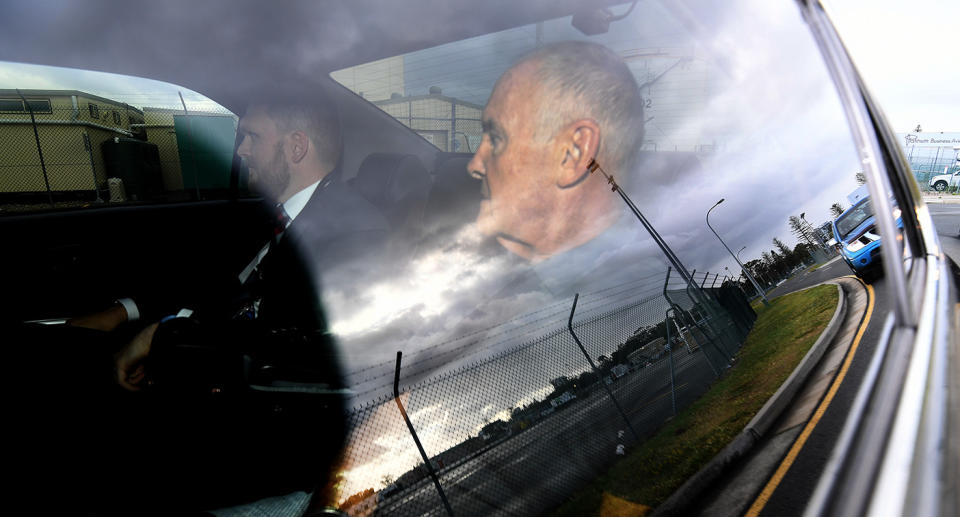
[548,284,839,517]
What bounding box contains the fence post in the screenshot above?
[683,276,733,360]
[664,308,678,415]
[17,89,54,206]
[82,132,103,202]
[393,351,455,517]
[178,91,202,201]
[684,274,738,360]
[728,285,748,339]
[663,268,722,377]
[567,294,640,441]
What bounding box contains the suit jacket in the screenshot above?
[111,180,391,512]
[13,178,393,514]
[128,178,390,333]
[254,179,391,332]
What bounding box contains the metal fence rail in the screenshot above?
[332,268,756,516]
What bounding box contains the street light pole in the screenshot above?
[706,199,770,306]
[736,247,753,289]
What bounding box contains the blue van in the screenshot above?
[831,197,901,278]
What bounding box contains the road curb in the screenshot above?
[922,195,960,204]
[650,282,847,517]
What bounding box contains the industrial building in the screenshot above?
[0,89,236,203]
[0,89,144,194]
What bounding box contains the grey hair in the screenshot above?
[524,41,645,175]
[262,93,342,169]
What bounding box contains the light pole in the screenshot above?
[707,199,770,306]
[736,247,753,289]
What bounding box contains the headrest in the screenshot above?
[352,153,430,208]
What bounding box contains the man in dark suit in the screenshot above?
[58,96,390,514]
[107,99,390,388]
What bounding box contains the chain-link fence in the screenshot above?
[0,93,237,212]
[373,94,482,154]
[904,147,959,192]
[330,268,756,516]
[913,164,959,192]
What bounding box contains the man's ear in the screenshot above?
[557,119,600,189]
[288,131,310,163]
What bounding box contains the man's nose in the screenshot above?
[467,149,485,180]
[236,135,250,158]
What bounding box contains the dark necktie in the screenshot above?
[273,203,291,240]
[234,204,290,320]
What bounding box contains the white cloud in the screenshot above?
[826,0,960,132]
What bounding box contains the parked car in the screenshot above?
[928,167,960,192]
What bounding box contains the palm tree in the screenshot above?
[830,202,845,218]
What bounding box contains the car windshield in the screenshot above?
[836,199,874,239]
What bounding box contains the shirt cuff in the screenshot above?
[160,308,195,323]
[115,297,140,322]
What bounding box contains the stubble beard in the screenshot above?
[249,142,291,202]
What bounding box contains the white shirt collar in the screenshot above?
[282,180,321,224]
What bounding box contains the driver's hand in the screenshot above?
[115,322,158,391]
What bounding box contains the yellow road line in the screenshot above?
[744,279,875,517]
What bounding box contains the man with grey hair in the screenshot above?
[468,41,645,264]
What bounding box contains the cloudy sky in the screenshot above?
[826,0,960,133]
[1,0,957,495]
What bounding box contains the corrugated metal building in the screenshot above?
[0,89,143,193]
